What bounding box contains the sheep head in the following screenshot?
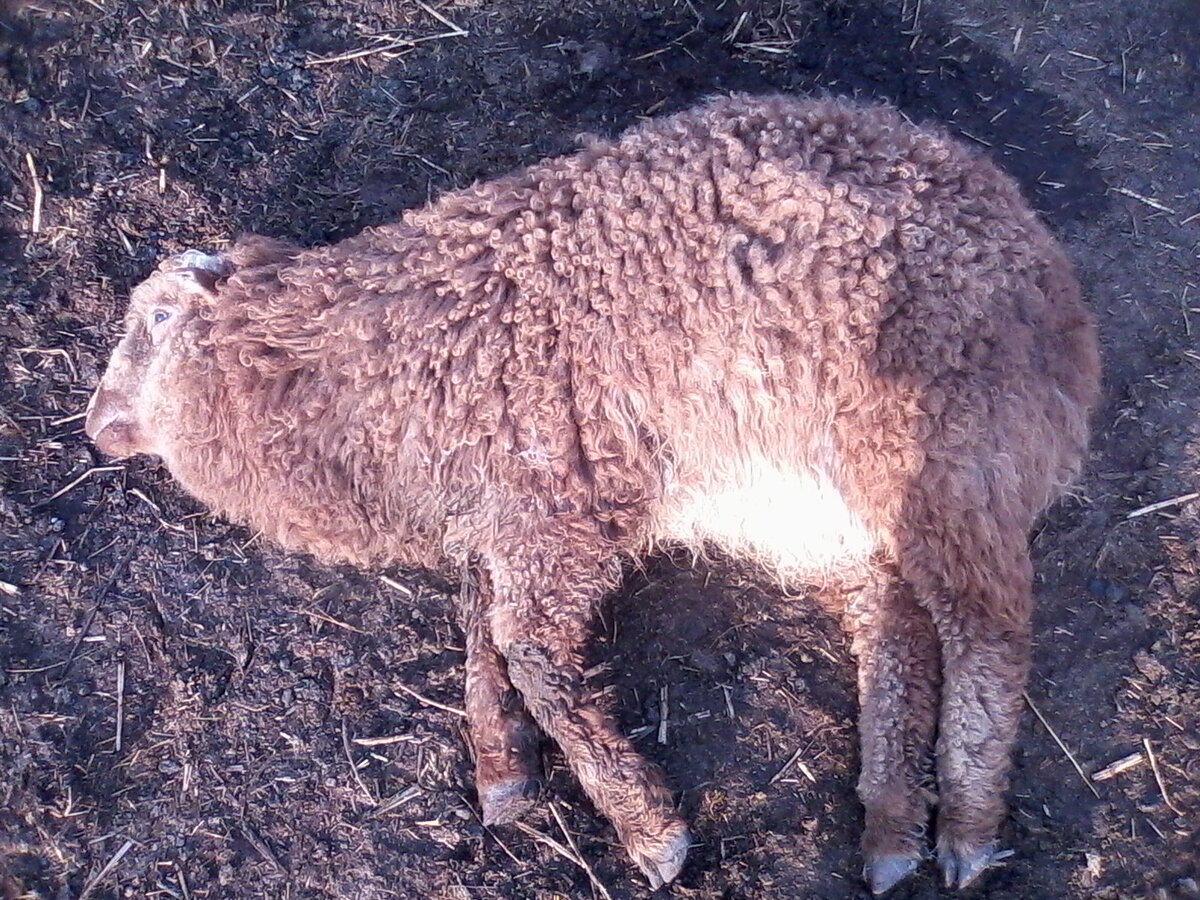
[85,249,232,460]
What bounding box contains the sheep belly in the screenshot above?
[653,452,876,581]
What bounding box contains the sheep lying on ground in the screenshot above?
[85,93,1100,892]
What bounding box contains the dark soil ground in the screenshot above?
[1,1,1198,898]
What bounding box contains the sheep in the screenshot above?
[84,92,1100,893]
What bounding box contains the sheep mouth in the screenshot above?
[85,416,147,458]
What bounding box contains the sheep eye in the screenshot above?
[150,309,172,327]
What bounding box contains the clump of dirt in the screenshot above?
[1,1,1198,899]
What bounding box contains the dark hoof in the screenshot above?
[864,852,921,894]
[630,823,691,889]
[938,840,998,889]
[479,777,541,826]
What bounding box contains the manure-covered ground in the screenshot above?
[1,1,1198,898]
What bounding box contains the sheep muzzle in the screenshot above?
[84,385,146,458]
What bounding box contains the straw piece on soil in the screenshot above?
[769,743,817,785]
[514,815,614,900]
[549,802,614,900]
[1142,738,1183,815]
[115,656,126,753]
[414,0,467,36]
[25,152,43,234]
[1112,186,1177,214]
[380,574,413,597]
[1024,691,1101,798]
[296,606,366,634]
[342,719,378,805]
[1092,751,1145,781]
[1125,492,1200,519]
[395,682,466,717]
[658,684,669,744]
[240,824,285,873]
[78,838,135,900]
[373,784,422,817]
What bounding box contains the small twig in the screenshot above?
[769,742,817,785]
[1092,750,1145,782]
[25,152,43,233]
[1112,186,1177,214]
[78,838,135,900]
[395,682,466,717]
[413,0,468,35]
[306,28,464,67]
[372,784,422,818]
[657,685,669,744]
[353,734,414,747]
[549,802,614,900]
[513,820,613,900]
[175,862,192,900]
[307,38,414,66]
[453,792,524,867]
[296,607,366,634]
[1024,691,1101,798]
[1143,738,1183,815]
[1126,492,1200,519]
[114,655,126,753]
[35,465,125,507]
[342,719,377,804]
[58,543,139,682]
[380,574,413,597]
[240,824,285,873]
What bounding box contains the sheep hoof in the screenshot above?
[479,777,541,825]
[863,852,920,894]
[630,823,691,889]
[937,840,998,889]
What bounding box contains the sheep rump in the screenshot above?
[85,93,1100,893]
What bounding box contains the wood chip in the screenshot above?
[1092,751,1145,781]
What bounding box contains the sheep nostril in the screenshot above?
[84,387,128,440]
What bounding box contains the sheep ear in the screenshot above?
[164,249,233,296]
[170,267,223,295]
[174,249,230,273]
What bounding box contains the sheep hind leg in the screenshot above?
[485,546,690,888]
[899,527,1034,890]
[846,560,940,895]
[457,563,544,825]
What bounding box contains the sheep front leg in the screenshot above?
[483,544,691,888]
[845,561,941,895]
[457,562,544,825]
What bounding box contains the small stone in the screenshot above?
[1105,581,1129,604]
